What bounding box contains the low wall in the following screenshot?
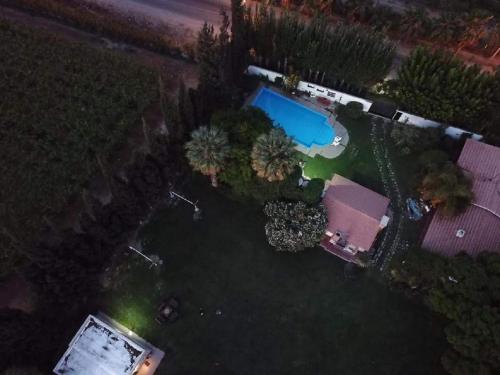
[296,81,373,112]
[393,111,442,128]
[245,65,483,140]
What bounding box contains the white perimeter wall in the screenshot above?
[246,65,482,140]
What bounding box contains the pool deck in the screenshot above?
[244,84,349,159]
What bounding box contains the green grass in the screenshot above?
[303,112,383,194]
[102,178,446,375]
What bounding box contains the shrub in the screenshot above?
[263,201,327,252]
[344,101,364,119]
[302,178,325,204]
[390,124,442,155]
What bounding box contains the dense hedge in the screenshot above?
[0,19,157,275]
[0,0,195,59]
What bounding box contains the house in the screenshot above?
[53,314,164,375]
[422,139,500,256]
[321,174,390,263]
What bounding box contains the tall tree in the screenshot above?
[218,9,233,86]
[177,79,195,138]
[420,161,473,216]
[395,47,495,127]
[251,128,298,182]
[185,126,230,187]
[231,0,247,84]
[197,22,224,120]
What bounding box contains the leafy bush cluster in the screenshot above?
[1,0,195,58]
[0,20,157,275]
[263,201,327,252]
[248,7,395,88]
[391,249,500,375]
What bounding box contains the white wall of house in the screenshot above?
[245,65,483,141]
[247,65,284,83]
[393,111,442,128]
[296,81,374,112]
[445,126,483,140]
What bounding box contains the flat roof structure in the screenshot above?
[54,314,151,375]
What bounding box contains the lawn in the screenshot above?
[103,177,446,375]
[303,111,383,194]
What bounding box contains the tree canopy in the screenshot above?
[247,7,395,88]
[419,157,473,216]
[0,20,157,277]
[391,249,500,375]
[394,47,496,128]
[185,126,230,187]
[251,128,298,182]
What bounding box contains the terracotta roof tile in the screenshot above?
[422,139,500,256]
[322,174,390,250]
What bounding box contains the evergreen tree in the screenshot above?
[231,0,247,84]
[395,47,496,128]
[178,79,195,138]
[247,7,395,87]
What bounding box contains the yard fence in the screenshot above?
[246,65,482,141]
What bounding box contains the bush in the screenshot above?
[390,124,442,155]
[343,101,364,119]
[263,201,327,252]
[302,178,325,204]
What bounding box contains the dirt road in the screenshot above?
[90,0,231,41]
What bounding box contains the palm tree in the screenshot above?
[420,163,473,216]
[185,126,230,187]
[251,128,298,182]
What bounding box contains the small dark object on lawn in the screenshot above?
[156,296,180,324]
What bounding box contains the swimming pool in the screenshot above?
[251,88,335,147]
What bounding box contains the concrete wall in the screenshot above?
[393,111,442,128]
[247,65,373,111]
[445,126,482,141]
[246,65,483,140]
[296,81,373,112]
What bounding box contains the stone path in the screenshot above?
[369,118,408,272]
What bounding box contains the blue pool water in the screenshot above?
[251,88,335,147]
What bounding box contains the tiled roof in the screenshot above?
[322,174,390,250]
[422,139,500,256]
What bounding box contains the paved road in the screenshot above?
[92,0,230,40]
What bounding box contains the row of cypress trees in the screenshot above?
[395,47,497,127]
[246,6,396,88]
